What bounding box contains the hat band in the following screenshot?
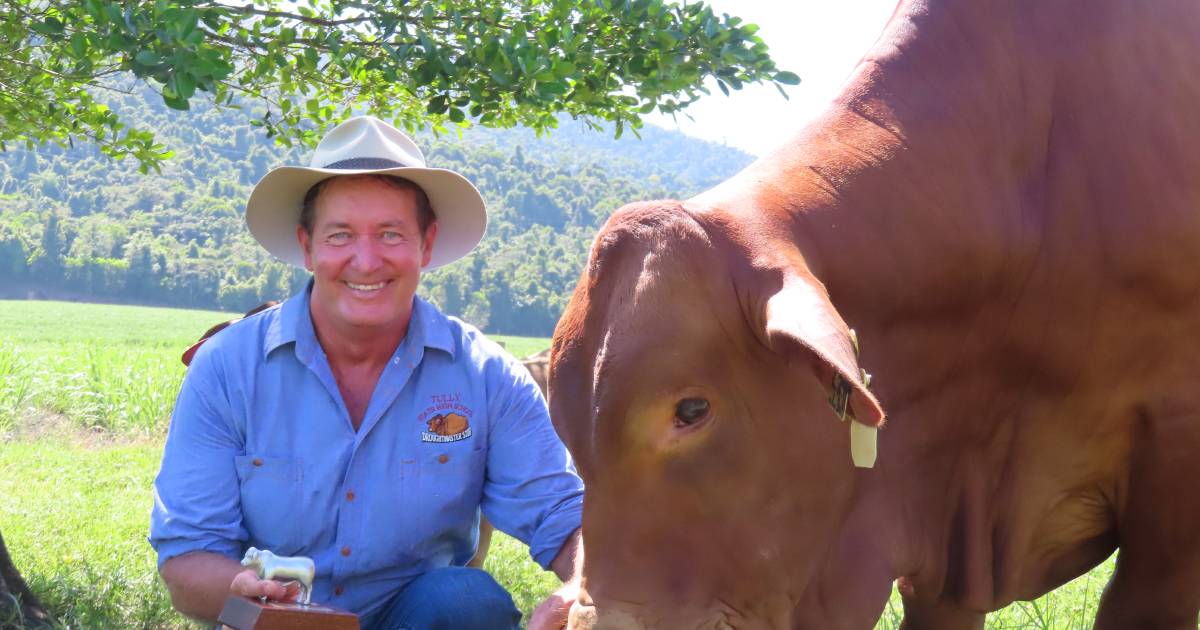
[321,157,409,170]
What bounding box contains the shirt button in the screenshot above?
[345,490,355,501]
[341,546,351,557]
[393,357,400,365]
[437,454,449,464]
[334,586,344,596]
[252,458,263,467]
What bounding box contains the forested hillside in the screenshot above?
[0,88,752,335]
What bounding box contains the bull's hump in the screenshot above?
[590,203,704,274]
[586,202,718,299]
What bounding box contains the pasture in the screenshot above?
[0,299,1113,628]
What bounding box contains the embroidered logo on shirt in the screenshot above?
[419,394,474,443]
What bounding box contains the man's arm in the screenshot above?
[529,529,584,630]
[549,527,583,583]
[160,551,299,624]
[152,341,281,623]
[478,351,584,568]
[160,552,246,623]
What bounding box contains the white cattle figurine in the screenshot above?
[240,547,316,606]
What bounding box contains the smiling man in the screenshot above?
[149,117,584,630]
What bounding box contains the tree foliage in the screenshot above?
[0,87,753,335]
[2,0,796,171]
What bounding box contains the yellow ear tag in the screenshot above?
[850,420,877,468]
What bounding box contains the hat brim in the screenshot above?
[245,166,486,270]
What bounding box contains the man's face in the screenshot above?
[297,176,437,333]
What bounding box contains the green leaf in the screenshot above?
[171,72,196,100]
[70,32,87,57]
[536,81,568,97]
[774,71,800,85]
[84,0,105,19]
[490,69,512,87]
[134,50,160,67]
[0,0,787,172]
[553,61,576,78]
[162,93,191,110]
[31,18,65,36]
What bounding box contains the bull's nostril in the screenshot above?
[674,397,710,427]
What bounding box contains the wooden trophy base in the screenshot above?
[219,595,359,630]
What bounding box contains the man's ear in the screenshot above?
[421,221,439,269]
[763,276,885,429]
[296,225,314,272]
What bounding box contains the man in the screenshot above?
[150,116,584,629]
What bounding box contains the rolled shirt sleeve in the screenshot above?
[149,341,247,568]
[479,347,584,569]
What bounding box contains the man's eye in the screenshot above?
[326,232,351,244]
[381,231,404,242]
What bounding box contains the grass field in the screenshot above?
[0,300,552,437]
[1,299,1117,628]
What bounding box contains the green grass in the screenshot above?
[489,334,552,359]
[0,437,1117,629]
[0,441,184,629]
[0,300,233,436]
[0,299,556,628]
[0,300,551,437]
[874,561,1115,629]
[0,299,1118,629]
[0,438,561,629]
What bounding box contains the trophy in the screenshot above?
[219,547,359,630]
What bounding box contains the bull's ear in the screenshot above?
[764,278,885,466]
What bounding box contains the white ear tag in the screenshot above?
[850,420,877,468]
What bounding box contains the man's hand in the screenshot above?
[529,527,584,629]
[229,569,300,602]
[527,579,579,630]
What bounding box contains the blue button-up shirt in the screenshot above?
[149,286,584,618]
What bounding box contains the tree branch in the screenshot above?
[203,1,374,27]
[0,54,124,92]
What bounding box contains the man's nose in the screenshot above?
[350,238,383,271]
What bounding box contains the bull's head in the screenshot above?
[550,202,888,628]
[240,546,262,568]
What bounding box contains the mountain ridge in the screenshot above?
[0,87,753,335]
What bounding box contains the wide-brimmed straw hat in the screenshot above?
[245,116,486,270]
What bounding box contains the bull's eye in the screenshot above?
[674,398,710,427]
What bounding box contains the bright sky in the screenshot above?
[644,0,899,156]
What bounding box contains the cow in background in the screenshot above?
[521,348,551,398]
[180,301,279,367]
[550,0,1200,628]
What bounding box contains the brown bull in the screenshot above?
[426,412,469,436]
[550,0,1200,628]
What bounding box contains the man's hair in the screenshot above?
[300,174,436,237]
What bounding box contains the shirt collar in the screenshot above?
[263,281,457,360]
[410,294,456,358]
[263,282,307,360]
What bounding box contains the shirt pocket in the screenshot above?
[234,455,307,554]
[418,443,486,496]
[408,445,487,548]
